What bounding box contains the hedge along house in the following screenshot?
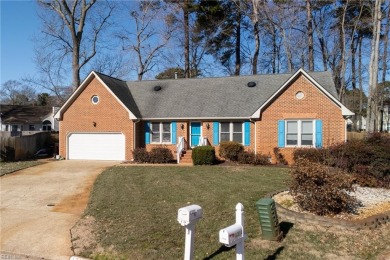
[54,68,354,163]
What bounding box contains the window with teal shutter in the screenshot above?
[315,120,323,148]
[213,122,219,145]
[145,121,150,144]
[278,120,285,147]
[244,121,250,146]
[171,122,177,144]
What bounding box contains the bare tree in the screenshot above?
[24,48,70,102]
[367,0,383,133]
[118,1,173,80]
[90,54,129,79]
[0,80,36,105]
[37,0,114,90]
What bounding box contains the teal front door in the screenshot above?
[190,122,201,147]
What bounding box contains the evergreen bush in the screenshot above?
[192,146,216,165]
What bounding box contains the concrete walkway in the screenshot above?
[1,160,117,260]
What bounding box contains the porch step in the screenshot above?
[179,150,193,164]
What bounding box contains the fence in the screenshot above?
[347,132,366,141]
[0,132,51,161]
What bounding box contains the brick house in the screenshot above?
[54,68,354,163]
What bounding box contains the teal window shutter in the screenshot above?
[145,121,150,144]
[244,121,250,146]
[213,122,219,145]
[278,120,285,148]
[315,120,323,148]
[171,121,177,144]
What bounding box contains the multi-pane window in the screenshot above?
[220,122,243,143]
[151,122,171,143]
[286,120,313,146]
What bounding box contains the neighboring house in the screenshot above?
[0,105,59,136]
[347,117,367,131]
[54,68,354,163]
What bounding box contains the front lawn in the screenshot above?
[74,165,390,259]
[0,161,44,176]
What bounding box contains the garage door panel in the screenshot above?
[68,133,125,160]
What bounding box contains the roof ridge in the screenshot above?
[93,71,125,82]
[126,69,331,84]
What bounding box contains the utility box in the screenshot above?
[256,198,281,241]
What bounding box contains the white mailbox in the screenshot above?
[219,223,243,247]
[177,204,203,226]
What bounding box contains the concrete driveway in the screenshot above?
[1,160,118,260]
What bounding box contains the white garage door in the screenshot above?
[68,133,125,160]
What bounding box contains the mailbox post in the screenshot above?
[177,204,203,260]
[219,203,246,260]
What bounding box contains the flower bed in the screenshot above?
[266,188,390,231]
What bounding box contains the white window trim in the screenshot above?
[219,122,244,144]
[150,122,172,144]
[285,119,315,147]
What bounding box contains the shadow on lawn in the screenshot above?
[263,221,293,260]
[280,221,294,238]
[265,246,285,260]
[203,245,234,260]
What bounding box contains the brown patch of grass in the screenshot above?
[53,172,99,215]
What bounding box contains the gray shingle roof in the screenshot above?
[0,105,53,124]
[95,72,141,118]
[98,70,337,119]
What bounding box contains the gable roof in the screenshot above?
[251,69,354,118]
[0,105,53,124]
[55,71,138,120]
[56,69,353,121]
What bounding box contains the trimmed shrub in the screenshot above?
[219,141,244,161]
[149,147,174,163]
[192,146,216,165]
[132,148,150,163]
[291,133,390,188]
[237,150,254,164]
[273,147,288,165]
[293,148,326,163]
[289,159,358,216]
[238,151,271,165]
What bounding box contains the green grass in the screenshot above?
[78,165,390,260]
[0,160,44,176]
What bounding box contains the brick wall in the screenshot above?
[255,74,346,164]
[59,77,134,160]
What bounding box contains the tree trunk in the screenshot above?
[351,37,357,131]
[234,2,241,76]
[367,0,383,133]
[72,41,81,90]
[306,0,314,71]
[184,0,190,78]
[337,3,347,103]
[358,35,363,131]
[252,20,260,75]
[379,5,390,131]
[281,28,293,73]
[272,27,277,74]
[251,0,260,75]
